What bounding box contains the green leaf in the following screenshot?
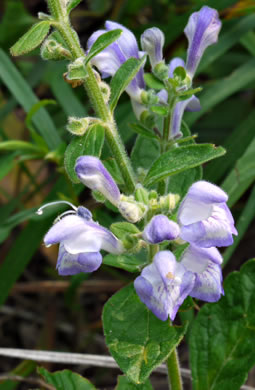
[47,62,87,117]
[64,124,105,183]
[10,21,51,56]
[103,284,187,384]
[150,106,169,116]
[186,58,255,127]
[221,134,255,207]
[25,99,57,128]
[223,184,255,267]
[111,222,140,239]
[131,136,160,171]
[38,367,97,390]
[144,144,225,187]
[204,110,255,183]
[168,166,202,200]
[190,259,255,390]
[144,73,165,90]
[109,57,146,112]
[103,253,148,273]
[67,58,88,80]
[129,123,158,140]
[0,140,42,154]
[0,360,36,390]
[167,122,202,198]
[0,153,17,181]
[103,159,124,185]
[0,49,61,149]
[85,29,122,64]
[67,0,82,14]
[116,375,153,389]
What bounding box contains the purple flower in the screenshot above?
[141,27,165,68]
[87,21,145,101]
[142,215,180,244]
[158,57,201,139]
[180,244,224,302]
[184,6,222,78]
[44,208,123,276]
[134,251,195,321]
[178,181,237,248]
[170,95,200,139]
[75,156,120,207]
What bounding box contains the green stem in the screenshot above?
[167,347,183,390]
[49,0,136,193]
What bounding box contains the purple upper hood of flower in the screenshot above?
[75,156,120,207]
[184,6,222,78]
[178,181,237,248]
[87,21,145,101]
[141,27,165,68]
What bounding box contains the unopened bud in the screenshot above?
[154,61,169,80]
[159,193,180,212]
[140,110,155,128]
[141,90,159,105]
[67,57,88,80]
[135,186,149,205]
[66,117,90,136]
[119,196,148,223]
[41,39,71,61]
[99,81,111,103]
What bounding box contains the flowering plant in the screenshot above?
[4,0,255,389]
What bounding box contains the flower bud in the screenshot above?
[135,186,149,205]
[141,27,165,69]
[184,6,222,78]
[66,117,90,136]
[141,90,159,105]
[67,57,88,80]
[99,81,111,103]
[143,215,180,244]
[153,62,169,80]
[118,195,148,223]
[75,156,120,206]
[159,193,180,212]
[41,38,71,61]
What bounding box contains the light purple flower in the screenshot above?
[87,21,145,101]
[170,95,200,139]
[142,215,180,244]
[134,251,195,321]
[178,181,237,248]
[75,156,120,207]
[141,27,164,68]
[157,57,201,139]
[184,6,222,78]
[44,209,123,275]
[180,244,224,302]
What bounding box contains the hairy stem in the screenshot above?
[49,0,136,193]
[167,347,183,390]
